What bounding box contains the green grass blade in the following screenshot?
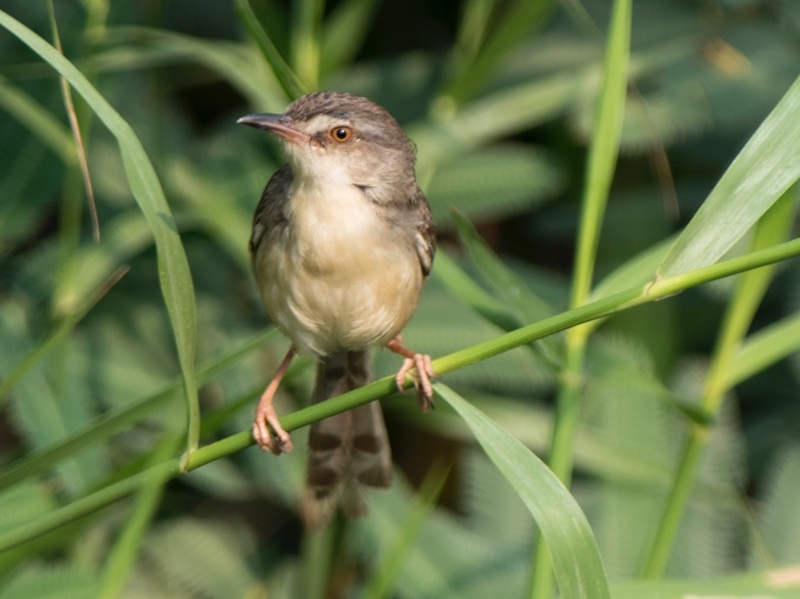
[290,0,323,89]
[0,9,200,457]
[730,311,800,387]
[452,210,561,366]
[434,384,610,599]
[432,250,522,333]
[235,0,306,100]
[442,0,557,103]
[98,435,180,599]
[319,0,377,74]
[0,78,77,164]
[657,75,800,277]
[570,0,631,309]
[0,460,180,554]
[360,460,450,599]
[642,186,798,578]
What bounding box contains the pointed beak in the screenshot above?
[237,113,310,145]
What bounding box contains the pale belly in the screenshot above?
[253,186,423,357]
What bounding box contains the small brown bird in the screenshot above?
[238,91,435,523]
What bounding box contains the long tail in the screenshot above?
[304,350,392,526]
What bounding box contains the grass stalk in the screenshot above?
[530,0,630,596]
[642,187,798,577]
[3,232,798,553]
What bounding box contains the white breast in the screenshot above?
[254,178,422,357]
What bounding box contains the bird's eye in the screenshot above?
[330,126,352,143]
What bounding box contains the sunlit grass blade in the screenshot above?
[434,384,610,599]
[657,75,800,277]
[0,460,180,554]
[0,267,127,406]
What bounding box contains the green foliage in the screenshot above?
[1,0,800,597]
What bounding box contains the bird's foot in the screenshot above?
[387,337,435,412]
[252,348,296,455]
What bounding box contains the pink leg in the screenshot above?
[253,348,296,455]
[386,335,435,412]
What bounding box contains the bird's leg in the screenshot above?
[253,347,297,455]
[386,335,435,411]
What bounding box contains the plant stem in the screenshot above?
[641,187,798,577]
[2,234,800,553]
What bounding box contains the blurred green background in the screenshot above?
[1,0,799,597]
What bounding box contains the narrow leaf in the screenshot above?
[0,11,201,457]
[434,384,610,599]
[658,75,800,277]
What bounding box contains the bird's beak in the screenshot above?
[237,113,310,145]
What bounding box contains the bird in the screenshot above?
[238,91,436,524]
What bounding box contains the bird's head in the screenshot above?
[238,92,417,198]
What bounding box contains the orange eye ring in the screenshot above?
[330,126,353,143]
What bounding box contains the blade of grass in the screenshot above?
[98,434,180,599]
[0,78,77,164]
[642,185,798,578]
[320,0,378,74]
[432,250,521,332]
[532,0,630,596]
[235,0,306,100]
[104,26,285,108]
[441,0,557,104]
[657,75,800,277]
[360,459,451,599]
[434,384,610,599]
[290,0,323,89]
[729,310,800,386]
[0,263,128,406]
[452,210,561,367]
[0,9,200,460]
[49,0,99,241]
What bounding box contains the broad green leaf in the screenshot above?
[657,75,800,277]
[434,384,610,599]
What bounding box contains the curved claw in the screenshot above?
[395,353,436,412]
[253,400,294,455]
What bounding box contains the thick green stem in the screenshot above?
[641,188,798,577]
